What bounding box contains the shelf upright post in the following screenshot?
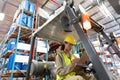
[1,58,6,74]
[0,35,8,80]
[45,40,49,80]
[26,34,36,80]
[35,38,38,60]
[45,40,49,62]
[9,10,23,80]
[27,17,36,79]
[27,2,38,80]
[30,2,39,80]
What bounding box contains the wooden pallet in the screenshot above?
[2,50,14,58]
[0,74,10,77]
[23,9,33,16]
[7,25,31,43]
[6,70,27,77]
[7,33,17,41]
[14,25,32,36]
[7,70,27,73]
[13,9,33,23]
[39,17,47,26]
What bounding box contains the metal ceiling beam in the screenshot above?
[112,29,120,35]
[85,3,97,11]
[2,0,18,10]
[0,29,9,32]
[96,17,105,21]
[103,20,114,25]
[80,0,85,4]
[112,29,120,33]
[50,0,61,7]
[103,17,120,25]
[108,0,120,14]
[1,0,7,12]
[116,33,120,35]
[41,0,49,8]
[116,34,120,37]
[104,24,119,31]
[0,31,8,34]
[6,1,18,8]
[90,11,99,17]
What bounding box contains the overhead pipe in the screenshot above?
[50,0,61,7]
[41,0,61,8]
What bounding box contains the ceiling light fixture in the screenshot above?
[0,13,5,21]
[82,13,92,30]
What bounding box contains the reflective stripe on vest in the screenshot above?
[57,52,76,80]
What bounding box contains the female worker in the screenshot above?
[55,35,85,80]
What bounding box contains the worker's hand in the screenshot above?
[72,58,80,65]
[72,58,85,73]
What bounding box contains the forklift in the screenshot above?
[26,0,120,80]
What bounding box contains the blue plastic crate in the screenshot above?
[7,54,13,70]
[21,63,28,70]
[15,63,22,70]
[2,39,25,54]
[29,3,36,14]
[7,54,22,70]
[2,38,17,54]
[20,0,30,11]
[27,16,33,29]
[16,13,28,27]
[7,38,17,50]
[19,54,28,70]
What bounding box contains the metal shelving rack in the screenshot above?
[26,0,63,80]
[92,36,120,77]
[0,0,36,80]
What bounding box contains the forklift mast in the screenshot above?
[64,0,117,80]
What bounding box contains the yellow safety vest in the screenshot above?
[57,52,76,80]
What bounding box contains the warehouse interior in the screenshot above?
[0,0,120,80]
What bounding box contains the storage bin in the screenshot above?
[2,39,25,54]
[7,54,22,70]
[14,62,22,70]
[27,16,33,29]
[7,54,13,70]
[2,38,17,54]
[20,0,30,11]
[21,63,28,70]
[16,13,28,26]
[7,38,17,50]
[29,3,36,14]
